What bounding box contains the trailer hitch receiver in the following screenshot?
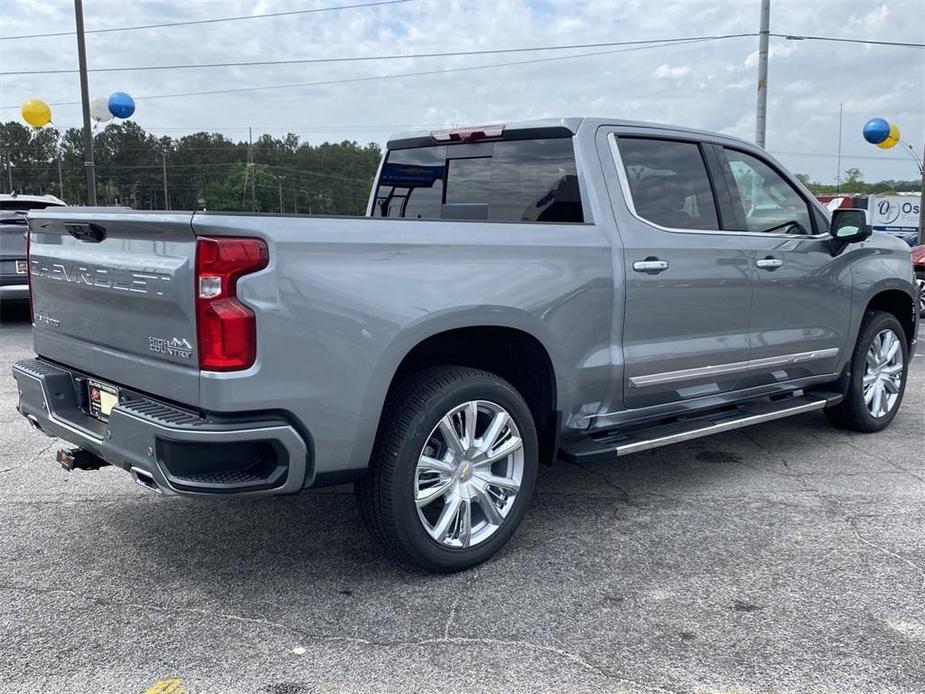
[56,448,109,472]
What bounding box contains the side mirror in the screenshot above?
[829,208,871,244]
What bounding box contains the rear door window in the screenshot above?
[616,137,720,231]
[373,138,583,223]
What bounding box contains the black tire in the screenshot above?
[916,279,925,318]
[825,310,909,432]
[355,366,538,572]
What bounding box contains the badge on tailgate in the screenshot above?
[148,336,193,360]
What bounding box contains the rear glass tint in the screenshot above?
[373,138,583,223]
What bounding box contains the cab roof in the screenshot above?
[386,117,756,151]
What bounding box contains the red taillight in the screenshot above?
[430,123,505,143]
[195,236,268,371]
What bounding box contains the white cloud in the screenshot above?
[654,64,692,79]
[0,0,922,183]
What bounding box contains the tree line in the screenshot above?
[0,120,382,215]
[794,167,920,196]
[2,119,919,212]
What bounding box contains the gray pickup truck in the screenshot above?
[12,118,918,572]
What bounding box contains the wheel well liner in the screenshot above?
[385,326,559,463]
[867,289,916,345]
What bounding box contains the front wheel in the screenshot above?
[825,310,909,432]
[355,366,538,572]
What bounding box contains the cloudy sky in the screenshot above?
[1,0,922,183]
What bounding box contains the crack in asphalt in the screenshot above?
[0,581,679,693]
[755,450,925,592]
[561,424,925,596]
[846,517,925,592]
[561,459,645,505]
[442,565,479,640]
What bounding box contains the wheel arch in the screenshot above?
[865,286,917,347]
[350,308,567,470]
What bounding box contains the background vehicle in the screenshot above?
[912,244,925,317]
[12,118,918,571]
[0,193,67,212]
[1,194,66,303]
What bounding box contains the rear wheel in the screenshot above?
[825,310,909,432]
[355,366,538,572]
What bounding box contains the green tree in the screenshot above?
[842,167,864,194]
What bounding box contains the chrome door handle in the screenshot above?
[633,259,669,274]
[756,257,783,270]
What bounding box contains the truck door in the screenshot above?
[604,132,754,410]
[711,145,850,382]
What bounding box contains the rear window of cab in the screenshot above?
[373,138,583,223]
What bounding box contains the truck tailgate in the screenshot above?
[27,209,200,406]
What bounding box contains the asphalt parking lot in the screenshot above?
[1,301,923,694]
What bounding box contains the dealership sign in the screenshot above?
[867,195,920,233]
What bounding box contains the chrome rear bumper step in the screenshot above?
[560,392,842,463]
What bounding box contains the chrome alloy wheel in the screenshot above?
[916,278,925,316]
[414,400,524,548]
[863,328,904,418]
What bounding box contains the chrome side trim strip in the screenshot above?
[628,347,840,388]
[747,347,840,370]
[614,397,829,456]
[629,361,749,387]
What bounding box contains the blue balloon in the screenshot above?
[862,117,890,145]
[108,92,135,119]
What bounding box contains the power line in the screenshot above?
[773,33,925,49]
[770,149,915,162]
[0,38,718,109]
[0,0,411,41]
[0,34,755,76]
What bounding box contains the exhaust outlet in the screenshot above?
[25,414,44,433]
[130,467,161,494]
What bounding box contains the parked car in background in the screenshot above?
[0,194,66,303]
[913,244,925,316]
[11,118,919,571]
[0,193,67,212]
[0,211,30,302]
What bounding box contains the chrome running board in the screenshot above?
[560,392,842,463]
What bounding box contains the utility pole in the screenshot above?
[161,149,169,210]
[835,103,843,195]
[278,176,285,213]
[5,151,12,192]
[57,152,64,200]
[754,0,770,149]
[74,0,97,205]
[909,138,925,246]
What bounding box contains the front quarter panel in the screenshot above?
[844,232,918,362]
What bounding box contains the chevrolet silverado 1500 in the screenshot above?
[13,118,918,571]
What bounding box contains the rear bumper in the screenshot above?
[12,358,309,497]
[0,283,29,301]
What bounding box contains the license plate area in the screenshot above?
[87,379,119,421]
[16,259,27,274]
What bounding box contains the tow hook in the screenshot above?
[56,448,109,472]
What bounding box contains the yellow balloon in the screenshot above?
[877,122,900,149]
[21,99,52,129]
